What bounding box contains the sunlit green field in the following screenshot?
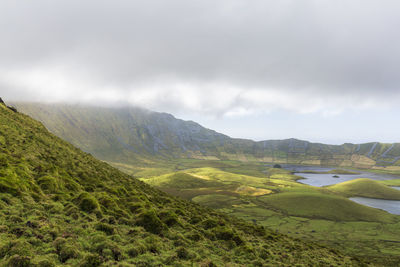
[135,160,400,265]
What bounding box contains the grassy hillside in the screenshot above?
[12,103,400,173]
[0,102,366,266]
[141,166,400,265]
[328,178,400,200]
[258,192,393,222]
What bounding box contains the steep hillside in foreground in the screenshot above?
[13,102,400,171]
[0,102,364,265]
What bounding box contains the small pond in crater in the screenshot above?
[281,165,400,215]
[282,164,399,187]
[350,197,400,215]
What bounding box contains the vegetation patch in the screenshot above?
[259,192,393,222]
[328,178,400,200]
[75,192,100,213]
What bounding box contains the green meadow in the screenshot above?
[140,161,400,265]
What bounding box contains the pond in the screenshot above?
[283,165,399,187]
[282,165,400,215]
[350,197,400,215]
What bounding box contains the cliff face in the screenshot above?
[12,102,400,169]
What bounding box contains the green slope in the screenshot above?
[0,102,365,266]
[328,178,400,200]
[258,192,393,222]
[12,102,400,173]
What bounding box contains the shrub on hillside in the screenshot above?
[214,226,243,245]
[95,223,114,235]
[159,210,179,227]
[37,176,58,193]
[136,209,165,235]
[75,192,100,213]
[0,180,19,196]
[58,243,80,263]
[176,246,191,260]
[81,253,103,267]
[7,255,31,267]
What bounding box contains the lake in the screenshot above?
[283,165,400,215]
[350,197,400,215]
[283,165,399,187]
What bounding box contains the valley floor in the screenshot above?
[123,159,400,266]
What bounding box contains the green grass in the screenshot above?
[300,169,360,175]
[0,102,365,266]
[380,179,400,186]
[258,192,394,222]
[328,178,400,200]
[9,102,400,265]
[141,163,400,265]
[192,194,244,209]
[142,172,225,189]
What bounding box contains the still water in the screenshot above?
[350,197,400,215]
[283,165,398,187]
[282,165,400,215]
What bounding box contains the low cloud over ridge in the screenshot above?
[1,0,400,117]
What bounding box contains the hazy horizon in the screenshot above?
[1,1,399,144]
[6,99,396,146]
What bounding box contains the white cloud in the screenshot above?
[1,0,400,121]
[2,65,398,118]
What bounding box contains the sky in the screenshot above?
[1,0,400,144]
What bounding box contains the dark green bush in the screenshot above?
[0,241,12,258]
[259,248,272,260]
[0,181,19,196]
[37,176,58,193]
[159,210,179,227]
[97,194,117,209]
[8,240,33,257]
[128,202,143,213]
[185,231,202,241]
[33,257,56,267]
[202,219,219,230]
[214,227,243,245]
[81,253,103,267]
[76,192,100,213]
[126,246,143,258]
[7,255,31,267]
[0,154,9,167]
[176,247,191,260]
[136,210,165,235]
[53,237,66,252]
[95,223,114,235]
[59,244,79,263]
[53,238,80,263]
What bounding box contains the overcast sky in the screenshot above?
[1,0,399,144]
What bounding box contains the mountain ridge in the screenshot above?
[11,102,400,172]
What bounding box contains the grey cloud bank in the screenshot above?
[1,0,399,120]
